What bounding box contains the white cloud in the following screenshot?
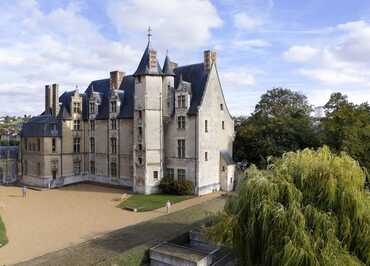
[284,20,370,86]
[221,70,257,88]
[0,0,140,115]
[233,13,264,30]
[233,39,271,49]
[106,0,222,50]
[283,45,319,62]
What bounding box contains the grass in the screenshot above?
[0,215,8,247]
[118,194,193,212]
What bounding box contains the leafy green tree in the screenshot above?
[208,147,370,265]
[234,88,319,167]
[321,93,370,185]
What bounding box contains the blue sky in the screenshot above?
[1,0,370,116]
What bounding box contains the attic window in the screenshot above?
[177,95,186,108]
[73,102,81,113]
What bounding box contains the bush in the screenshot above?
[159,178,194,195]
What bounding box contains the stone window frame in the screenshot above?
[177,116,186,130]
[177,169,186,182]
[153,171,158,180]
[110,137,117,154]
[110,162,117,177]
[90,120,95,131]
[90,161,95,175]
[177,139,186,159]
[73,120,81,131]
[52,138,56,153]
[73,138,80,153]
[166,168,175,180]
[90,137,95,153]
[111,119,117,130]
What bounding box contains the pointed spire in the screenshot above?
[163,54,175,76]
[134,33,163,76]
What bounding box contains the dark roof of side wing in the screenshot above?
[20,114,62,137]
[174,63,208,115]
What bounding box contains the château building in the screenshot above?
[20,39,235,195]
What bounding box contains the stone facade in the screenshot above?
[20,42,235,195]
[0,146,19,184]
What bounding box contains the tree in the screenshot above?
[208,147,370,265]
[234,88,319,167]
[321,93,370,185]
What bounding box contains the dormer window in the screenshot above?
[111,101,117,113]
[177,95,186,108]
[73,102,81,113]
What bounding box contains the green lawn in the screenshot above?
[0,215,8,247]
[118,194,193,212]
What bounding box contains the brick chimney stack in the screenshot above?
[204,50,217,72]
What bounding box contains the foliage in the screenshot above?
[118,194,192,212]
[208,147,370,265]
[159,177,194,195]
[234,88,320,167]
[321,93,370,186]
[0,215,8,247]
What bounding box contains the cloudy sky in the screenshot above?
[1,0,370,116]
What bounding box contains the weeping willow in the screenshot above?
[208,146,370,266]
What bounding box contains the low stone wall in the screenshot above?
[21,175,133,189]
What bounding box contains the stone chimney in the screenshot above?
[204,50,217,72]
[45,85,52,113]
[110,71,125,90]
[45,84,60,116]
[52,84,60,116]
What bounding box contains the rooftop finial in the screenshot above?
[147,26,152,44]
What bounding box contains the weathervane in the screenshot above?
[147,26,152,43]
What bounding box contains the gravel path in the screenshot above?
[0,184,221,265]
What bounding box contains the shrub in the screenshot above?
[159,178,194,195]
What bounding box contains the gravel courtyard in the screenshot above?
[0,183,219,265]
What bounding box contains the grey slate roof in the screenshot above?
[85,75,135,120]
[174,63,209,115]
[21,114,61,137]
[22,45,211,137]
[0,146,18,159]
[134,44,163,76]
[58,105,72,120]
[162,55,175,76]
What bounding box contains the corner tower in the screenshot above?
[133,39,165,194]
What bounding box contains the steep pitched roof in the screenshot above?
[85,75,135,120]
[174,63,209,115]
[162,55,175,76]
[21,114,62,137]
[134,43,163,76]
